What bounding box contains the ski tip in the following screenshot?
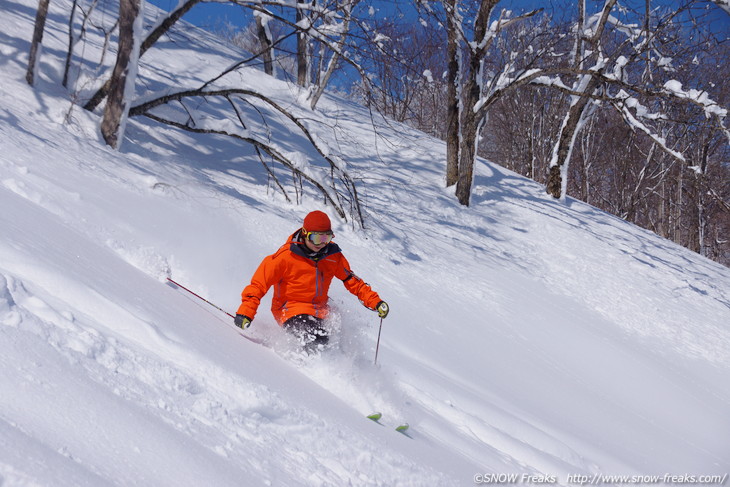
[367,412,383,421]
[395,423,409,432]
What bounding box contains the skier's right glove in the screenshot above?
[234,314,252,329]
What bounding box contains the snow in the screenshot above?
[2,0,730,485]
[663,80,728,118]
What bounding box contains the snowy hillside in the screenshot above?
[1,0,730,485]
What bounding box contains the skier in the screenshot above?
[234,210,389,350]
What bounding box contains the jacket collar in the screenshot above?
[288,229,341,261]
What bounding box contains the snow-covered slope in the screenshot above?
[1,0,729,485]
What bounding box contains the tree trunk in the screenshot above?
[546,0,615,199]
[696,139,710,257]
[62,0,78,88]
[455,106,479,206]
[256,14,274,76]
[444,0,459,187]
[296,0,309,87]
[455,61,482,206]
[546,83,595,198]
[26,0,51,86]
[453,0,495,206]
[309,2,358,110]
[101,0,142,149]
[84,0,200,112]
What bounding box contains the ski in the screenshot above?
[395,423,410,433]
[367,412,409,434]
[366,412,382,421]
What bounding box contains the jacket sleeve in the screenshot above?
[337,254,382,310]
[236,252,284,319]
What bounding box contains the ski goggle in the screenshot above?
[304,230,334,245]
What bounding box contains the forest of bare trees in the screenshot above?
[25,0,729,265]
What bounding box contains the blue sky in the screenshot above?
[147,0,727,40]
[147,0,243,30]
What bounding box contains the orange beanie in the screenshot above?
[303,211,331,232]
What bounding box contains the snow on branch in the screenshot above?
[663,80,730,143]
[612,99,686,163]
[663,80,728,118]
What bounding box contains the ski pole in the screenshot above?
[374,317,384,365]
[166,277,234,319]
[166,277,263,346]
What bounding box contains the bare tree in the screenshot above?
[225,0,378,110]
[255,11,275,76]
[128,85,365,225]
[296,0,310,87]
[26,0,51,86]
[444,0,460,186]
[546,0,616,199]
[100,0,142,148]
[449,1,542,206]
[308,0,360,110]
[423,0,729,263]
[484,83,562,185]
[542,0,730,203]
[350,14,447,131]
[63,0,100,88]
[74,0,380,223]
[84,0,202,112]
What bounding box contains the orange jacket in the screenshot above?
[237,230,382,325]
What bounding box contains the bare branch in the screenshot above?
[139,110,348,219]
[129,86,364,225]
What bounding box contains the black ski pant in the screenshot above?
[283,314,329,350]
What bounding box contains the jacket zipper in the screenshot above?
[314,261,323,317]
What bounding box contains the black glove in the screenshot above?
[376,301,389,319]
[234,314,252,329]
